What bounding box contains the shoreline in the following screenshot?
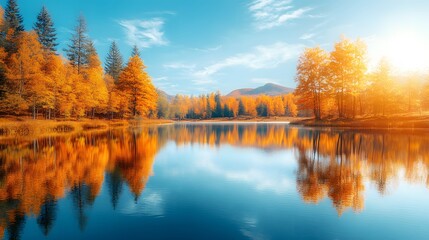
[174,117,308,123]
[2,115,429,139]
[0,118,173,139]
[289,116,429,130]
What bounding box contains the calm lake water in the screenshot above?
[0,123,428,240]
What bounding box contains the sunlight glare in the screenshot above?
[383,31,429,73]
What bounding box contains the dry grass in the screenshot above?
[291,114,429,130]
[0,117,173,140]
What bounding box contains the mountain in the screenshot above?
[227,83,294,97]
[156,89,173,101]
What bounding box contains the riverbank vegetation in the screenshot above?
[0,117,172,139]
[159,93,298,120]
[295,37,429,121]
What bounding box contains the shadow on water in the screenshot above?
[0,123,428,238]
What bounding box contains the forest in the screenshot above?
[0,0,428,121]
[0,0,158,120]
[295,38,429,120]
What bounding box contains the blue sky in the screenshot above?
[3,0,429,95]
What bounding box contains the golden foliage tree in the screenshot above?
[295,47,329,119]
[84,53,108,117]
[118,55,157,117]
[5,31,48,117]
[329,37,367,118]
[369,58,394,116]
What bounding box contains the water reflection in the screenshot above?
[0,127,161,239]
[0,123,428,239]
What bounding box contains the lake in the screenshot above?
[0,123,428,240]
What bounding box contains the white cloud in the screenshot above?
[249,0,312,30]
[166,144,296,194]
[300,33,315,40]
[163,62,196,70]
[120,191,164,217]
[194,42,303,78]
[119,18,168,48]
[192,45,223,52]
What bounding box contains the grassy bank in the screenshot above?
[0,117,173,139]
[290,115,429,130]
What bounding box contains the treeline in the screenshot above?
[296,37,429,119]
[157,92,298,119]
[0,0,157,119]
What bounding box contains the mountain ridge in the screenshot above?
[156,83,295,101]
[227,83,294,97]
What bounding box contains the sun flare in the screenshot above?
[381,31,429,73]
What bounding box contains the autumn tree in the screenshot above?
[272,96,285,116]
[5,31,48,117]
[295,47,329,119]
[33,6,57,52]
[206,93,216,118]
[170,94,189,119]
[256,95,274,117]
[118,55,157,117]
[223,97,239,117]
[0,7,7,100]
[105,74,120,119]
[403,74,422,113]
[369,58,394,116]
[156,91,170,119]
[105,41,123,82]
[422,80,429,111]
[329,37,367,118]
[239,96,257,117]
[43,54,63,118]
[283,93,298,117]
[84,53,108,117]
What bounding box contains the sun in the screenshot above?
[383,31,429,73]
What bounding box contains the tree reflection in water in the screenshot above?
[0,124,428,238]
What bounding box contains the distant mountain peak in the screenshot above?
[227,83,294,97]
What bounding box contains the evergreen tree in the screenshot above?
[105,41,123,82]
[3,0,24,54]
[106,170,124,210]
[223,104,232,117]
[33,6,57,52]
[238,99,245,116]
[37,198,58,236]
[131,44,140,57]
[85,40,97,57]
[257,103,267,117]
[214,92,223,117]
[206,95,212,118]
[64,15,90,74]
[5,0,24,33]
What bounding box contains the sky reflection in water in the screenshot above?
[0,123,428,240]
